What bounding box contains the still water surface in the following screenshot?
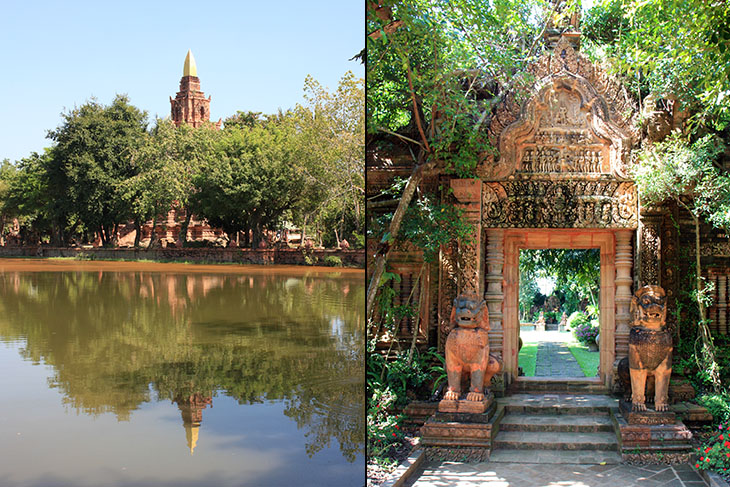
[0,260,364,486]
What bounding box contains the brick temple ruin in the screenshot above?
[118,50,224,248]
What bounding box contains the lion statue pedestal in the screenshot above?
[438,293,501,414]
[617,285,676,423]
[422,293,502,459]
[614,285,694,462]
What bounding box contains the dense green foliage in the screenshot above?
[583,0,730,132]
[519,249,601,322]
[367,347,443,466]
[368,0,547,175]
[1,73,363,249]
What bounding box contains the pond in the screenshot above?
[0,259,364,487]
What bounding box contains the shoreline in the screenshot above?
[0,257,365,275]
[0,246,364,269]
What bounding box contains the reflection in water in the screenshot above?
[0,263,364,485]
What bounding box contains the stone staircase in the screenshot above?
[490,392,623,464]
[509,377,609,395]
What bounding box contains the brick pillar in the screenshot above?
[615,230,633,357]
[485,228,504,358]
[450,179,484,295]
[637,213,661,287]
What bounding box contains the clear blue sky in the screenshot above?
[0,1,364,163]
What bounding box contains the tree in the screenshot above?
[195,123,304,248]
[583,0,730,133]
[366,0,552,321]
[520,249,601,309]
[632,133,728,391]
[2,150,60,245]
[124,120,217,248]
[291,72,365,247]
[47,95,148,246]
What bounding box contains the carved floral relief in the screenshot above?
[481,180,637,229]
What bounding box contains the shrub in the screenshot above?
[567,311,589,329]
[323,255,343,267]
[367,386,405,466]
[697,393,730,426]
[570,312,598,345]
[695,423,730,474]
[544,310,560,323]
[366,348,444,465]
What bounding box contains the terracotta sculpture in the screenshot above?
[628,285,672,411]
[443,293,500,402]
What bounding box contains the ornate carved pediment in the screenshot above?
[480,36,637,181]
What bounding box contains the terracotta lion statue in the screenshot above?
[625,285,672,412]
[443,293,501,402]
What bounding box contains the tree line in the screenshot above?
[0,72,364,249]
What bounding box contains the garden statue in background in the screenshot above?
[441,293,501,412]
[627,285,672,412]
[535,311,546,331]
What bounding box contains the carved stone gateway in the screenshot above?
[442,35,639,390]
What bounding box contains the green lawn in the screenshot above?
[518,342,538,377]
[568,343,600,377]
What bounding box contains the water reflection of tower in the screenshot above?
[174,393,213,455]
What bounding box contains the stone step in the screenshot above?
[492,431,618,451]
[499,393,617,415]
[509,378,609,395]
[499,413,614,433]
[489,449,623,464]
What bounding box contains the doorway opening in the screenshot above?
[517,248,601,379]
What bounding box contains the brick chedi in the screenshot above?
[170,50,221,128]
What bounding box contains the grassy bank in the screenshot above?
[568,343,599,377]
[518,342,538,376]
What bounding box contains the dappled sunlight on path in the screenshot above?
[407,461,706,487]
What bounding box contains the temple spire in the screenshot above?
[183,49,197,77]
[185,422,200,455]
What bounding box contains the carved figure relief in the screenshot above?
[513,88,610,175]
[627,285,672,412]
[438,242,458,353]
[442,294,501,403]
[480,36,637,181]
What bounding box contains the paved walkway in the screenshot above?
[405,461,709,487]
[521,330,587,378]
[534,341,584,377]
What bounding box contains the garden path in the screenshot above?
[534,341,584,377]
